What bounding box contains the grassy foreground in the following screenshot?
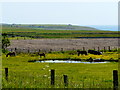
[2,52,118,88]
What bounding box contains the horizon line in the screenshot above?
[0,23,118,26]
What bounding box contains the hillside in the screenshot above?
[1,24,99,30]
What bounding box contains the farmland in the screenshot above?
[2,24,119,39]
[1,24,119,88]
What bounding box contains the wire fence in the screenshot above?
[7,46,118,54]
[2,68,118,88]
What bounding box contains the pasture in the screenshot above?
[1,24,119,88]
[2,50,119,88]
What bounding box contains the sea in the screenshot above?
[87,25,118,31]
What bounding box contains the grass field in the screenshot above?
[1,24,119,88]
[2,51,119,88]
[27,50,119,61]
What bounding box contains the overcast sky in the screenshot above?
[1,1,118,25]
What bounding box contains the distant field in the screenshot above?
[2,24,100,30]
[7,38,119,52]
[2,24,119,39]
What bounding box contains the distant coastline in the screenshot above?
[86,25,118,31]
[1,23,118,31]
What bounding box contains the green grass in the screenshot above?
[2,52,119,88]
[27,51,119,61]
[8,37,32,40]
[1,24,119,88]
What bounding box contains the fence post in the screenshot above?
[98,47,100,51]
[19,49,21,53]
[49,49,52,53]
[51,69,55,85]
[50,49,52,51]
[73,48,75,51]
[61,48,63,51]
[5,68,8,81]
[113,70,118,90]
[83,47,85,51]
[28,49,30,53]
[104,47,106,52]
[63,75,68,87]
[61,48,64,53]
[108,46,111,52]
[15,48,17,52]
[93,47,95,50]
[39,49,41,52]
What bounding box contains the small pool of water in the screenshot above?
[35,60,109,64]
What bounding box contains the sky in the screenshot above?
[1,0,118,25]
[0,0,119,2]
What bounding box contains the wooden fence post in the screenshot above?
[28,49,30,53]
[104,47,106,52]
[61,48,64,53]
[108,46,111,52]
[113,70,118,89]
[5,68,8,81]
[63,75,68,87]
[51,69,55,85]
[50,49,52,51]
[39,49,41,52]
[61,48,63,51]
[73,48,75,51]
[98,47,100,51]
[19,49,21,53]
[15,48,17,52]
[49,49,52,53]
[93,47,95,50]
[83,47,85,51]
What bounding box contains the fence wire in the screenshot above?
[2,68,114,88]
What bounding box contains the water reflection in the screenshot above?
[35,60,109,64]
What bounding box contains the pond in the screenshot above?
[35,60,109,64]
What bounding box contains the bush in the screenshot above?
[2,49,9,54]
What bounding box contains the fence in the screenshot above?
[3,68,118,88]
[7,46,118,54]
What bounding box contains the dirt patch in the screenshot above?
[7,38,119,51]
